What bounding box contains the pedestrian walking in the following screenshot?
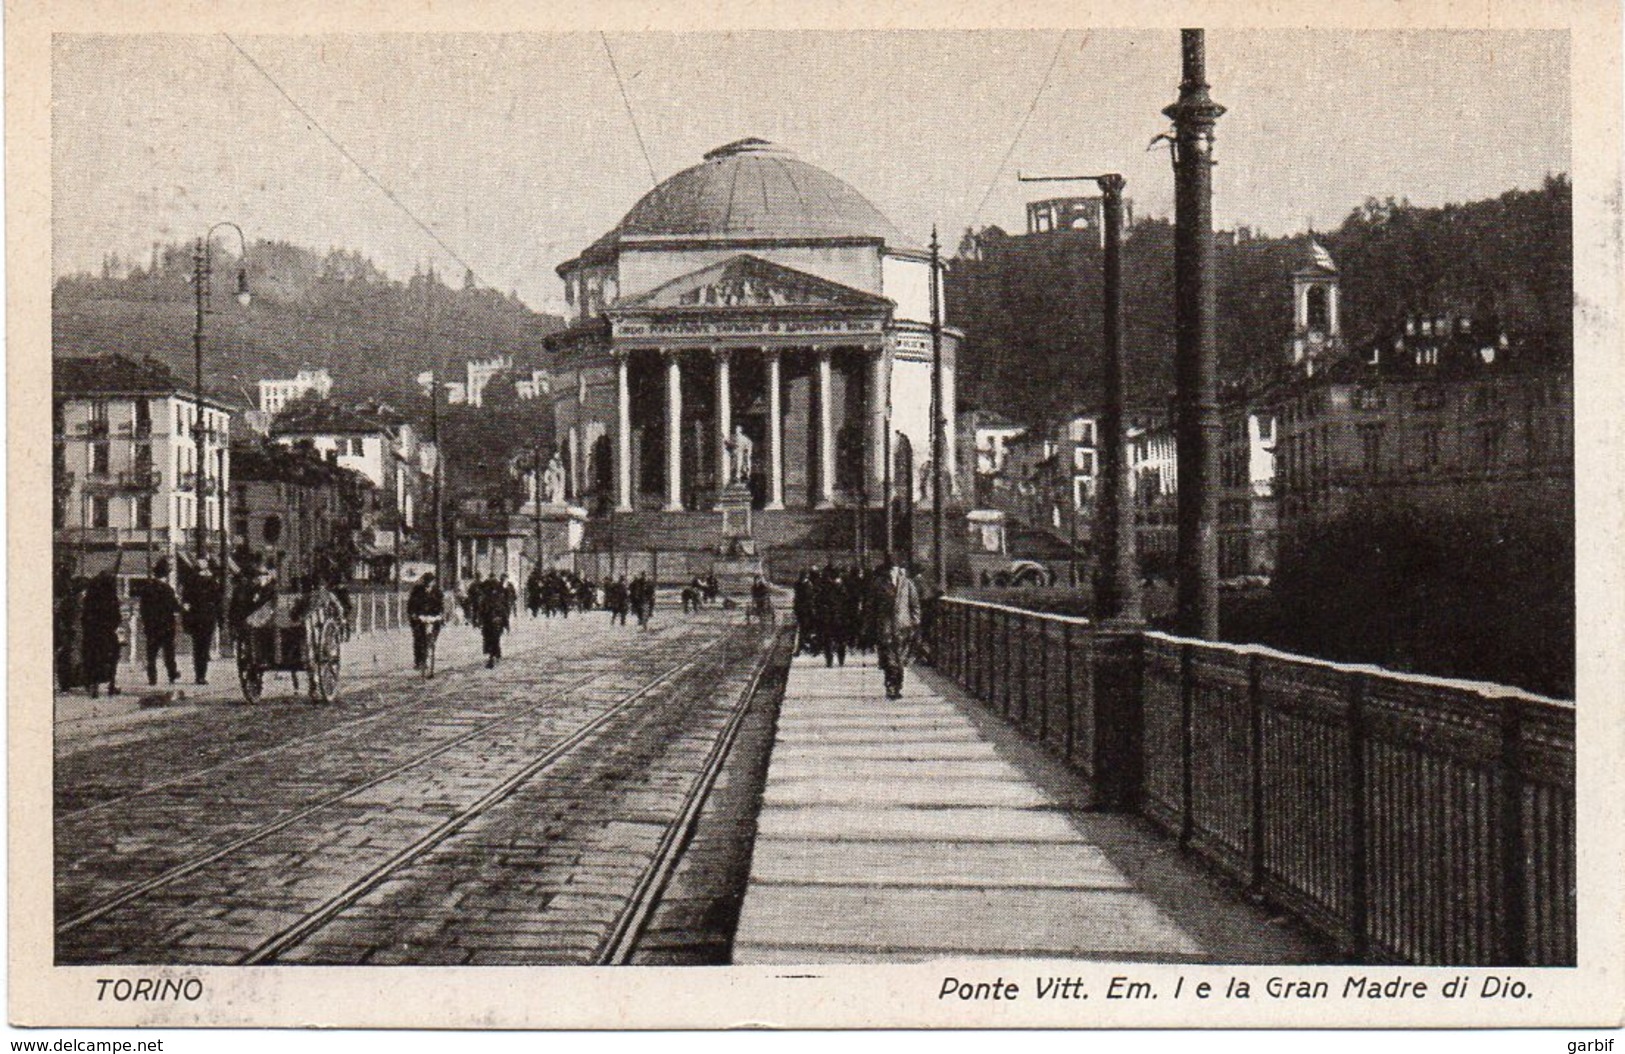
[792,569,815,654]
[816,564,848,667]
[472,574,509,668]
[526,569,543,618]
[609,575,630,626]
[80,570,123,697]
[407,572,445,674]
[502,574,518,620]
[55,562,83,692]
[874,555,922,699]
[630,572,655,629]
[132,558,182,687]
[181,561,223,685]
[748,574,773,624]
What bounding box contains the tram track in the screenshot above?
[592,628,790,964]
[242,629,779,965]
[55,631,728,948]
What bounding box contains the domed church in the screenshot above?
[543,139,959,533]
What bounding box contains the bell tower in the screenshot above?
[1289,239,1341,372]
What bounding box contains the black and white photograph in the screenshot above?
[12,0,1623,1035]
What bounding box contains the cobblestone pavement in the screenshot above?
[55,606,783,965]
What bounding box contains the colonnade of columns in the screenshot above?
[612,344,886,513]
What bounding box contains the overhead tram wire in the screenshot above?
[222,33,492,291]
[965,30,1073,233]
[601,32,659,189]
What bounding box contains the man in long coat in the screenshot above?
[80,571,123,697]
[630,572,655,629]
[874,555,922,700]
[133,558,182,686]
[472,574,509,668]
[181,562,223,685]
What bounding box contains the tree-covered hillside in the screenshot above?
[52,242,567,408]
[947,176,1571,427]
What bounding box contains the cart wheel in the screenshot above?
[310,620,342,704]
[237,651,263,704]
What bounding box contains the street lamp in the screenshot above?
[192,222,251,566]
[1018,170,1139,620]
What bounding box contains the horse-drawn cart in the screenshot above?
[234,586,346,704]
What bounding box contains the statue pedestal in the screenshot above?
[716,482,754,542]
[715,483,763,586]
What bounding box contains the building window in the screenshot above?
[1361,424,1385,476]
[1307,285,1330,331]
[135,495,152,530]
[91,441,110,475]
[1421,426,1442,468]
[91,495,109,528]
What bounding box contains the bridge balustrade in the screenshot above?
[927,596,1575,966]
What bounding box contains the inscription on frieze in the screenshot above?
[615,318,884,339]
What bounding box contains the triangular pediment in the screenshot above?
[613,255,893,312]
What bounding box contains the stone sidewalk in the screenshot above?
[732,653,1324,964]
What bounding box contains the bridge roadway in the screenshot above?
[732,652,1324,963]
[55,606,1320,966]
[54,605,779,965]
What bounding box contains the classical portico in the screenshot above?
[543,138,959,526]
[601,254,894,513]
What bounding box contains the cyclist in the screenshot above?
[407,571,445,678]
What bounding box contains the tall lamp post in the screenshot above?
[1018,171,1140,621]
[192,223,251,566]
[1164,28,1225,640]
[928,227,947,592]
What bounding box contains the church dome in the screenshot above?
[580,139,922,260]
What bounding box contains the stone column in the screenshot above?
[815,348,835,509]
[614,351,633,511]
[664,349,684,512]
[714,347,732,502]
[868,347,887,494]
[765,347,785,510]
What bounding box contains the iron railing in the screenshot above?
[927,595,1575,966]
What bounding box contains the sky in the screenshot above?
[52,30,1570,314]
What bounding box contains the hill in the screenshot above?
[947,176,1572,426]
[52,241,567,409]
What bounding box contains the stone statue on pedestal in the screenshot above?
[727,426,753,486]
[543,452,566,505]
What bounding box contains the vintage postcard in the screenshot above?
[9,0,1623,1032]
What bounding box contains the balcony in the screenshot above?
[176,471,224,497]
[117,469,162,493]
[114,421,155,440]
[54,526,175,547]
[74,419,111,438]
[79,470,120,494]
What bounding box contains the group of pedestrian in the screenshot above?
[526,568,595,618]
[54,555,229,697]
[680,573,721,613]
[791,556,922,698]
[54,563,123,697]
[599,572,656,628]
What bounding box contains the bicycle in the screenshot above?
[413,614,445,680]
